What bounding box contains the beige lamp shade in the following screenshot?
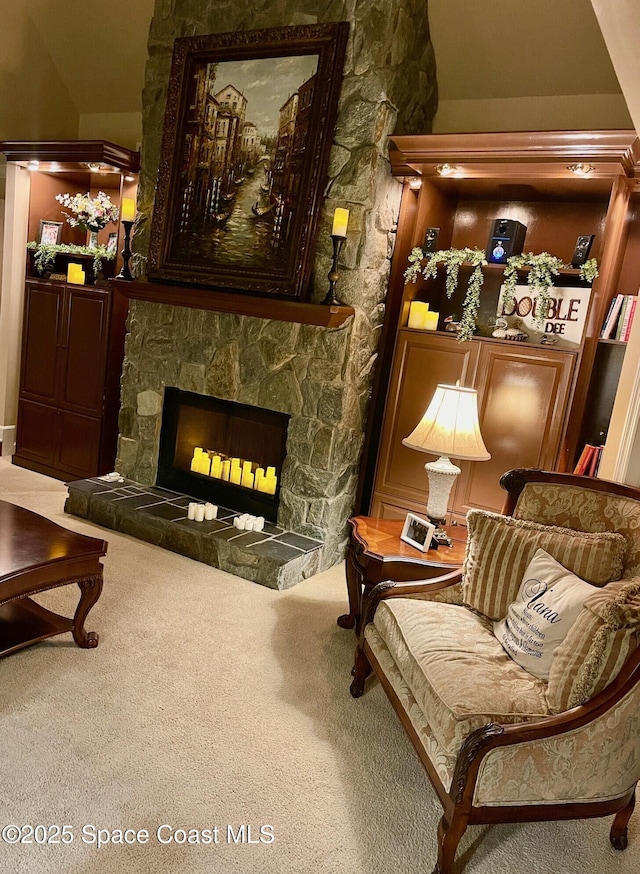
[402,384,490,462]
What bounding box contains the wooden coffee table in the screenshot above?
[339,515,467,634]
[0,500,107,658]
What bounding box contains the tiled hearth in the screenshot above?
[65,477,323,590]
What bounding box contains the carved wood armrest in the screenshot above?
[360,569,464,634]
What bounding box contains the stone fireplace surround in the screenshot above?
[114,302,364,569]
[98,0,437,582]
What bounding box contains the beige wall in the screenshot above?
[78,113,143,152]
[434,94,632,133]
[0,4,78,142]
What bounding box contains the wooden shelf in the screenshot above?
[0,139,140,173]
[111,279,355,328]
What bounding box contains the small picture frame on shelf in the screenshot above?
[106,231,118,255]
[401,512,435,552]
[38,220,63,245]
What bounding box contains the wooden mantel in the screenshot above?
[111,279,355,328]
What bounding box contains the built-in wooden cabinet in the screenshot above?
[0,140,139,478]
[371,329,576,521]
[14,280,128,480]
[363,130,640,522]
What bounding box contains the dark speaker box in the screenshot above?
[422,227,440,252]
[571,234,595,267]
[485,218,527,264]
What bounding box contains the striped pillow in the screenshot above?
[462,510,627,621]
[547,578,640,713]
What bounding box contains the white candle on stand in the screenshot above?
[194,504,205,522]
[187,502,197,520]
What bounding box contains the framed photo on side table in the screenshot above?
[106,232,118,255]
[147,22,349,299]
[401,513,436,553]
[38,220,63,245]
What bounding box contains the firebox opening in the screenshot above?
[157,387,290,522]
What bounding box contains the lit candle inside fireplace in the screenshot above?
[263,474,277,495]
[198,454,211,475]
[230,466,242,485]
[221,460,231,481]
[254,467,265,491]
[210,455,222,478]
[242,469,255,489]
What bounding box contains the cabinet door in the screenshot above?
[15,399,61,468]
[59,286,110,416]
[453,342,576,519]
[19,283,63,403]
[372,330,480,513]
[56,410,103,478]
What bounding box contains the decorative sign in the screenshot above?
[497,283,591,347]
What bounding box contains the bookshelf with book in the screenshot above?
[600,293,637,342]
[573,442,604,477]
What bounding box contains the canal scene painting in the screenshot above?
[149,24,349,299]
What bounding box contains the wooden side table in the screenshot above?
[339,515,467,633]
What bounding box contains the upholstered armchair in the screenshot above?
[350,468,640,874]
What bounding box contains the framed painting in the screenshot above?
[147,22,349,299]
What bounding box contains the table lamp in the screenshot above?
[402,383,490,545]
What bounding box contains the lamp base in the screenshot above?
[425,456,460,548]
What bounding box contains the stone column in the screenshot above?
[119,0,437,568]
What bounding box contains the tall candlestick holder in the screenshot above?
[322,234,346,305]
[116,220,134,281]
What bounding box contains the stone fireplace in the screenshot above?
[108,0,437,576]
[115,305,363,567]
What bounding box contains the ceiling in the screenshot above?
[11,0,626,121]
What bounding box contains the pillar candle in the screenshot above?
[198,455,211,475]
[423,311,439,330]
[210,455,222,478]
[187,502,197,520]
[254,516,265,532]
[221,460,231,481]
[244,517,255,531]
[121,197,136,222]
[254,467,265,490]
[266,466,276,478]
[230,467,242,485]
[194,504,205,522]
[264,475,277,495]
[332,207,349,237]
[408,301,429,329]
[204,503,218,520]
[242,470,255,489]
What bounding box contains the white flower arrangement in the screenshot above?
[55,191,119,232]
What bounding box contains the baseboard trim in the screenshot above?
[0,425,16,456]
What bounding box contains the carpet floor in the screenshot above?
[0,458,638,874]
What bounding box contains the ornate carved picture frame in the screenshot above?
[147,22,349,299]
